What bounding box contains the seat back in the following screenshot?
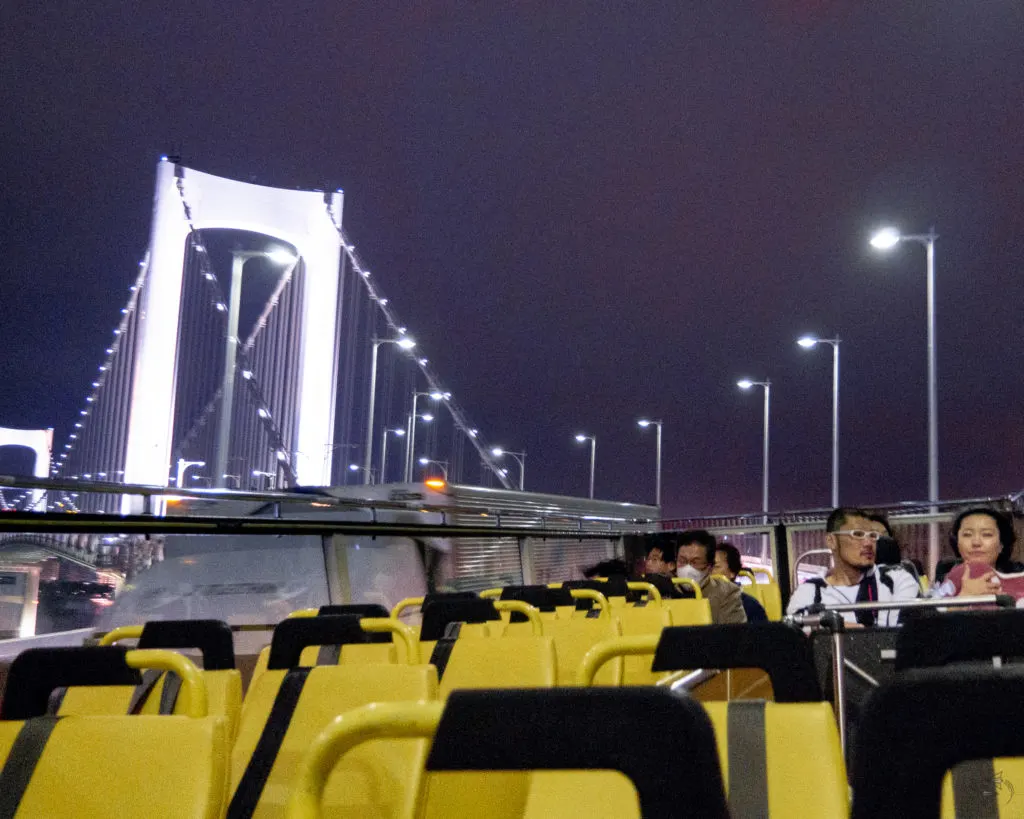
[747,569,783,621]
[895,611,1024,817]
[613,605,673,685]
[231,616,438,818]
[662,597,714,626]
[73,620,242,737]
[0,646,229,818]
[284,689,729,819]
[419,598,500,641]
[544,614,624,685]
[852,667,1024,819]
[703,700,847,818]
[437,636,556,696]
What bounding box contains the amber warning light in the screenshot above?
[424,478,446,490]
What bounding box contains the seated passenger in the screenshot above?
[676,530,746,624]
[786,507,919,626]
[714,542,768,622]
[644,535,677,578]
[932,507,1024,601]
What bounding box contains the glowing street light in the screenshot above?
[363,334,417,484]
[637,419,663,508]
[418,457,449,480]
[404,390,446,481]
[870,224,940,574]
[797,335,841,507]
[575,434,596,499]
[175,458,205,489]
[737,379,771,515]
[491,447,526,491]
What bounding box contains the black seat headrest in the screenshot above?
[137,619,235,670]
[420,599,500,641]
[318,604,390,619]
[1,646,141,720]
[651,623,822,702]
[895,610,1024,670]
[267,614,389,670]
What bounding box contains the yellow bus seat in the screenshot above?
[747,568,783,621]
[612,605,673,685]
[230,616,437,818]
[60,620,242,739]
[435,635,556,697]
[662,597,713,626]
[0,646,229,818]
[283,688,730,819]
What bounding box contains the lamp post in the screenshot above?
[870,226,940,574]
[251,469,276,491]
[737,380,771,516]
[491,448,526,491]
[797,336,841,507]
[404,390,447,481]
[637,419,663,507]
[363,335,416,485]
[348,463,375,483]
[418,457,449,481]
[574,434,596,499]
[379,427,405,485]
[214,247,296,488]
[175,458,205,489]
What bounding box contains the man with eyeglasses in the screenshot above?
[787,507,920,626]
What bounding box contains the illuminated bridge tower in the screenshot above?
[123,160,345,498]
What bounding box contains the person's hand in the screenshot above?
[959,566,1000,596]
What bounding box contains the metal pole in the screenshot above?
[518,453,525,492]
[379,427,389,485]
[762,382,771,516]
[589,438,596,499]
[655,422,662,508]
[214,253,245,488]
[925,233,939,577]
[405,392,421,482]
[403,412,414,482]
[831,342,840,508]
[362,341,380,485]
[832,627,847,756]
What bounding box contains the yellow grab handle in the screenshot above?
[577,634,660,686]
[359,618,420,664]
[391,597,425,619]
[492,600,544,635]
[479,588,502,599]
[671,578,704,598]
[750,567,775,582]
[98,625,143,646]
[626,581,662,604]
[546,583,563,589]
[286,701,444,819]
[125,649,208,718]
[736,570,757,583]
[287,608,320,619]
[569,588,611,617]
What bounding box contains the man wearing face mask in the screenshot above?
[675,529,747,624]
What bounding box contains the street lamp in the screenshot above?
[574,434,596,499]
[418,457,449,480]
[402,413,435,481]
[637,419,663,508]
[175,458,205,489]
[379,427,405,485]
[404,390,447,481]
[363,335,417,484]
[491,448,526,491]
[348,463,375,482]
[870,225,940,573]
[214,247,297,487]
[251,469,276,491]
[737,379,771,516]
[797,336,841,507]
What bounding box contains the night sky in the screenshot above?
[1,2,1022,517]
